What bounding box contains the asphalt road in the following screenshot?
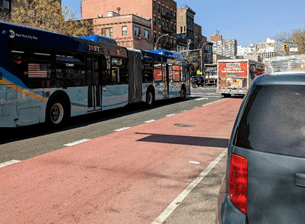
[0,86,245,224]
[0,86,223,163]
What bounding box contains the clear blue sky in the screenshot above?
[62,0,305,47]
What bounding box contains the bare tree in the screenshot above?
[275,28,305,54]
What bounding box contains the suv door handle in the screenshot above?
[295,173,305,188]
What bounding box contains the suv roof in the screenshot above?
[255,73,305,85]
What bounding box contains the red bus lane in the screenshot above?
[0,98,242,224]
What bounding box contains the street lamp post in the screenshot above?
[200,42,212,86]
[154,33,169,50]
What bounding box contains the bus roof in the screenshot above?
[146,49,187,60]
[141,49,188,65]
[0,22,126,57]
[78,35,117,45]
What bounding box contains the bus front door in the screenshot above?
[87,55,102,112]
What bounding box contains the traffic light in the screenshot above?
[281,44,288,52]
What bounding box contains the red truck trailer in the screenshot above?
[217,59,265,97]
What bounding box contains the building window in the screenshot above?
[158,3,160,13]
[174,25,176,32]
[154,33,156,42]
[144,30,150,39]
[180,26,182,32]
[174,12,176,18]
[3,0,10,9]
[162,20,164,26]
[122,26,127,36]
[101,27,113,37]
[153,16,156,26]
[153,1,156,10]
[158,18,161,25]
[162,5,164,13]
[134,26,141,36]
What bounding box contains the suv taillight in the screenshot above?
[229,154,248,214]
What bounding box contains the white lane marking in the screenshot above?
[145,119,155,123]
[151,149,227,224]
[114,127,130,132]
[201,98,226,107]
[195,98,208,101]
[189,161,200,165]
[64,139,91,147]
[0,160,21,168]
[166,114,176,117]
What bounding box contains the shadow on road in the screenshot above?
[0,97,193,145]
[136,133,229,148]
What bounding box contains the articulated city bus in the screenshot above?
[0,22,190,128]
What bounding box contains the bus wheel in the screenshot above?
[146,89,154,107]
[180,88,186,100]
[222,94,231,98]
[47,99,68,128]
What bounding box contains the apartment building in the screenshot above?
[81,0,177,50]
[256,37,277,58]
[176,5,195,51]
[210,30,237,58]
[92,12,153,50]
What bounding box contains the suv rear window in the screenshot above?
[234,85,305,158]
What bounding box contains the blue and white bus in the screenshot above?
[0,22,190,128]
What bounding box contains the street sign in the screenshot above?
[290,46,298,52]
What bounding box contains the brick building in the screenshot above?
[81,0,177,50]
[91,13,153,50]
[176,5,195,51]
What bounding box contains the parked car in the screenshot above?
[216,73,305,224]
[191,75,204,88]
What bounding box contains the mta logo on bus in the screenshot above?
[89,45,100,52]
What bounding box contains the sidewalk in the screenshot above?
[0,98,242,224]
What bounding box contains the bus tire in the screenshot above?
[46,99,68,128]
[146,89,154,107]
[180,87,186,100]
[222,94,231,98]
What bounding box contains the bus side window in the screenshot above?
[55,51,86,87]
[173,65,181,82]
[154,63,163,82]
[110,57,128,84]
[9,45,52,89]
[143,60,153,83]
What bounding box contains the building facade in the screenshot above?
[256,37,277,59]
[81,0,177,50]
[176,5,195,50]
[0,0,11,16]
[92,13,153,50]
[210,30,237,58]
[237,43,256,56]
